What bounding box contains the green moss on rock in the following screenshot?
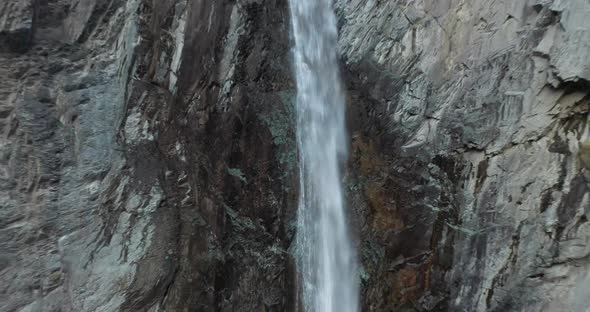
[227,167,247,184]
[260,91,298,176]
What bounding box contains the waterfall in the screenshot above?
[288,0,359,311]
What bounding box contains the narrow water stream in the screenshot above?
[288,0,359,311]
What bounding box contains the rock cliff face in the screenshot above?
[336,0,590,310]
[0,0,588,311]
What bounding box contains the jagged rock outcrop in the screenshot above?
[0,0,588,311]
[0,0,37,52]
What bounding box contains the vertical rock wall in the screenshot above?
[1,0,297,311]
[335,0,590,310]
[1,0,589,311]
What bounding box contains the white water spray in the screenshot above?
[288,0,359,311]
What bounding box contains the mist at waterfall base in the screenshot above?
[288,0,360,311]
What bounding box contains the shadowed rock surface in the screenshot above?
[0,0,588,311]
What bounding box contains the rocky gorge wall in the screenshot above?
[0,0,588,311]
[336,0,590,310]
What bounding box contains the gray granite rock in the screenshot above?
[335,0,590,310]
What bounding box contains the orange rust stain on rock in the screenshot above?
[352,134,406,233]
[392,267,424,305]
[351,134,382,175]
[365,181,405,232]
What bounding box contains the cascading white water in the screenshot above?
[288,0,359,311]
